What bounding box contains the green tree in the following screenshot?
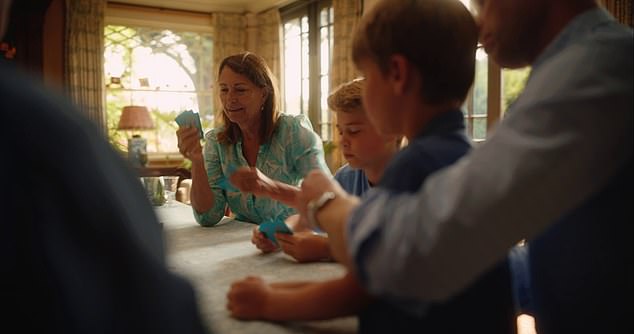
[502,67,531,113]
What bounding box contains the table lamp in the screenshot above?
[117,105,154,167]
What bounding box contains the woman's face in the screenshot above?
[218,67,267,129]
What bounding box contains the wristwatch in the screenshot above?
[306,191,336,230]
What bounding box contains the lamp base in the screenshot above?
[128,135,148,167]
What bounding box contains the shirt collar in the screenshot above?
[414,109,465,140]
[532,7,615,69]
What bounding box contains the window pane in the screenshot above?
[104,25,213,154]
[301,15,308,32]
[320,26,330,75]
[283,18,302,115]
[302,78,310,114]
[301,14,309,116]
[320,74,330,139]
[320,7,328,26]
[473,48,488,116]
[319,5,333,141]
[281,2,333,141]
[473,117,487,141]
[462,47,489,139]
[502,67,531,115]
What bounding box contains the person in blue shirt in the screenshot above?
[176,52,329,229]
[226,4,515,330]
[297,0,632,333]
[225,77,401,320]
[231,78,400,262]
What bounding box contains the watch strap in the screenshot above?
[307,191,336,230]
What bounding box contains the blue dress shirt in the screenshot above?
[347,8,632,333]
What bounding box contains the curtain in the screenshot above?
[600,0,633,27]
[329,0,363,170]
[211,13,247,125]
[65,0,107,131]
[330,0,362,88]
[255,8,281,88]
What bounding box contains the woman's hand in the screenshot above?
[229,167,300,206]
[251,225,279,253]
[276,232,331,263]
[176,126,203,162]
[227,276,271,320]
[229,167,274,197]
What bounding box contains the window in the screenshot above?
[501,67,531,114]
[104,25,213,154]
[281,0,334,141]
[463,47,489,141]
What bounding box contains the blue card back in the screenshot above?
[259,217,293,245]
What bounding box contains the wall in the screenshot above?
[363,0,378,14]
[1,0,64,89]
[42,0,65,90]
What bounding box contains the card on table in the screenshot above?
[175,110,204,139]
[259,217,293,245]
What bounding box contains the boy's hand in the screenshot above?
[251,226,279,253]
[283,214,311,233]
[276,232,331,263]
[227,276,270,319]
[296,170,346,219]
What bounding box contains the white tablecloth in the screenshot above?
[154,202,358,334]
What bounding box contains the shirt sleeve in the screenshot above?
[347,35,633,301]
[289,114,331,177]
[333,165,347,188]
[193,131,228,226]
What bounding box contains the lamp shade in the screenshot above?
[117,105,155,130]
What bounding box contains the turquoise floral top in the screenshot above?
[194,114,330,226]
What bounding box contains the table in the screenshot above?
[154,202,358,334]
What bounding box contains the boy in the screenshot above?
[229,1,514,331]
[237,78,400,262]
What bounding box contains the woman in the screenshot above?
[177,52,329,228]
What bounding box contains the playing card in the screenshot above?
[175,110,204,139]
[175,110,193,127]
[259,217,293,245]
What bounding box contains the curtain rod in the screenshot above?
[107,1,214,16]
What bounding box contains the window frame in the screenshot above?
[280,0,333,140]
[461,47,502,144]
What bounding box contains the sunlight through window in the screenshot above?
[104,25,213,153]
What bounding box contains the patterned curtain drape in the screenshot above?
[599,0,633,27]
[211,13,247,125]
[330,0,362,88]
[65,0,107,131]
[255,9,281,89]
[329,0,363,170]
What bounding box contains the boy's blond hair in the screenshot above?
[328,78,365,113]
[352,0,477,104]
[329,78,405,147]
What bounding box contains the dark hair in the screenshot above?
[352,0,478,104]
[216,52,280,145]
